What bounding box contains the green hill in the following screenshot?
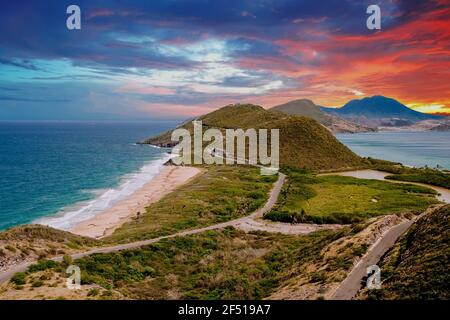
[140,103,364,170]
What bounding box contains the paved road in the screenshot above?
[331,219,413,300]
[0,173,287,285]
[331,205,441,300]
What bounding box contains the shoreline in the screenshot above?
[68,165,202,239]
[34,153,173,231]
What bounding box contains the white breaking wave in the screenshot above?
[36,153,173,230]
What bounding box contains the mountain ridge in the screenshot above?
[270,99,377,133]
[321,96,442,127]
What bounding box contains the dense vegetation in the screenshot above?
[18,227,358,300]
[264,169,438,224]
[368,205,449,300]
[106,165,276,243]
[386,171,450,189]
[140,104,365,171]
[367,158,450,189]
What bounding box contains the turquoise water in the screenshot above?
[0,121,175,231]
[336,131,450,169]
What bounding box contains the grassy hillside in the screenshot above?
[367,205,449,300]
[140,104,364,171]
[0,225,97,268]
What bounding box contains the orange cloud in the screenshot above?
[235,6,450,111]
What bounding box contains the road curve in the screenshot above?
[331,219,414,300]
[331,205,442,300]
[0,173,286,285]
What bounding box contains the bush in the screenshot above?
[310,271,327,283]
[31,280,44,287]
[62,254,73,266]
[28,260,59,273]
[352,244,369,257]
[10,272,27,285]
[264,210,293,223]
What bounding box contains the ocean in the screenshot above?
[336,131,450,169]
[0,121,175,231]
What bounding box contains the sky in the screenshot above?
[0,0,449,120]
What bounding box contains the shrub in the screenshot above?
[62,254,73,266]
[28,260,59,273]
[10,272,27,285]
[310,271,327,283]
[352,244,369,257]
[31,280,44,287]
[264,210,293,223]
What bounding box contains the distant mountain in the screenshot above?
[270,99,376,133]
[322,96,442,127]
[140,103,364,170]
[377,119,450,132]
[271,99,333,126]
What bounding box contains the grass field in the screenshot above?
[265,169,438,224]
[105,165,276,243]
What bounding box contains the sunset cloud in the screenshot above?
[0,0,448,120]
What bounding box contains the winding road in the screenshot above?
[1,168,447,300]
[1,172,339,285]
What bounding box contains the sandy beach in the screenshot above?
[69,165,202,238]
